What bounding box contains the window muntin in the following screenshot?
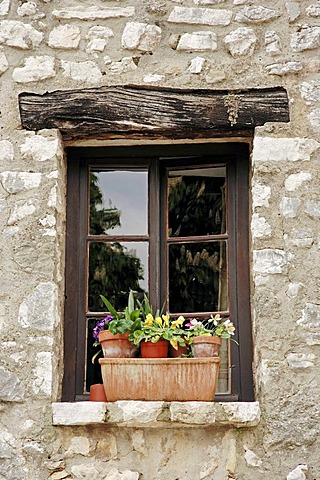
[64,144,253,402]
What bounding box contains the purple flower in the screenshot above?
[93,315,113,340]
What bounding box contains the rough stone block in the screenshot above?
[0,20,43,49]
[18,282,58,331]
[305,200,320,217]
[298,303,320,330]
[109,57,138,74]
[52,402,107,425]
[285,2,300,22]
[0,140,14,162]
[52,6,135,20]
[187,56,206,73]
[253,249,292,274]
[48,25,81,49]
[0,47,8,74]
[299,80,320,105]
[21,133,60,162]
[252,137,320,163]
[291,26,320,52]
[224,27,256,56]
[170,401,216,424]
[265,31,282,55]
[252,183,271,208]
[86,26,114,54]
[0,367,24,401]
[121,22,161,51]
[8,200,36,224]
[265,61,302,75]
[168,6,232,26]
[61,60,102,83]
[104,469,140,480]
[306,5,320,18]
[285,172,312,191]
[284,228,313,247]
[177,31,217,51]
[32,352,52,395]
[251,213,271,238]
[309,108,320,129]
[17,1,38,17]
[217,402,261,427]
[67,436,90,456]
[13,55,55,83]
[143,74,165,83]
[113,400,165,424]
[244,449,262,467]
[0,0,10,16]
[279,197,301,218]
[286,353,316,369]
[235,6,280,23]
[0,171,41,193]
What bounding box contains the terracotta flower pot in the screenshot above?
[99,357,221,401]
[140,339,169,358]
[191,335,222,357]
[89,383,107,402]
[98,330,137,358]
[169,343,189,358]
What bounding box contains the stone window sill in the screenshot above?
[52,401,260,428]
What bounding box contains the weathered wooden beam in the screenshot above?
[18,85,290,141]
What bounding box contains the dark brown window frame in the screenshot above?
[63,142,253,402]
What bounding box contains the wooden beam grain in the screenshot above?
[18,85,290,141]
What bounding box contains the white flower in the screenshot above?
[223,319,235,335]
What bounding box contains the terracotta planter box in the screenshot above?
[99,357,220,402]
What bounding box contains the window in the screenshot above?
[63,143,253,402]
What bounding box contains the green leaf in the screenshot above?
[128,289,135,314]
[100,295,118,318]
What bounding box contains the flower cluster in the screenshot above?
[131,313,186,348]
[185,314,235,339]
[93,315,113,341]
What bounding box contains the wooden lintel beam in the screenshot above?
[18,85,290,141]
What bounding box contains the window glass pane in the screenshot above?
[90,170,148,235]
[168,241,228,313]
[168,167,226,237]
[88,241,148,312]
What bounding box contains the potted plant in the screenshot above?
[130,294,188,358]
[185,314,236,357]
[92,290,141,361]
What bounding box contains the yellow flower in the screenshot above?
[170,338,178,350]
[145,314,154,326]
[162,314,170,326]
[170,316,185,329]
[155,316,163,326]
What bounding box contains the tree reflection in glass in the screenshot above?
[169,242,227,313]
[168,168,226,237]
[88,172,148,312]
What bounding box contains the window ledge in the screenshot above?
[52,401,260,428]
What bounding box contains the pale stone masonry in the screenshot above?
[0,1,320,480]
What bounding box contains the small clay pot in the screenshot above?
[89,384,107,402]
[98,330,137,358]
[169,343,189,358]
[191,336,222,357]
[140,340,169,358]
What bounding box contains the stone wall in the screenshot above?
[0,1,319,479]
